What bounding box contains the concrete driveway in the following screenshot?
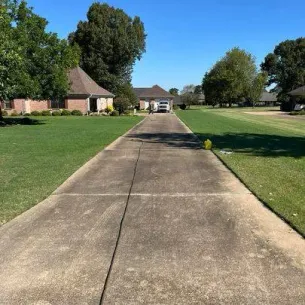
[0,114,304,304]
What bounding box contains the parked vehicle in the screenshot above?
[294,104,305,111]
[158,100,170,113]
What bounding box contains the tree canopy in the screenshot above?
[0,0,79,114]
[203,48,266,107]
[261,38,305,99]
[69,3,146,94]
[169,88,179,96]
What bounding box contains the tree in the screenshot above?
[194,85,202,95]
[69,3,146,94]
[169,88,179,96]
[0,0,25,119]
[180,92,199,108]
[0,0,79,119]
[181,84,195,95]
[247,72,268,107]
[261,38,305,102]
[116,83,138,107]
[14,1,79,100]
[203,48,262,107]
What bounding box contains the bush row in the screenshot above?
[2,108,134,117]
[17,109,83,116]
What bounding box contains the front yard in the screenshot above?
[0,116,142,225]
[177,108,305,236]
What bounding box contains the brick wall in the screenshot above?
[66,98,87,114]
[29,100,50,112]
[12,99,25,113]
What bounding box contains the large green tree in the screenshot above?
[69,3,146,94]
[203,48,265,107]
[14,1,79,100]
[0,1,23,118]
[0,0,79,119]
[261,38,305,99]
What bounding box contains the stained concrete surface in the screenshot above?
[0,113,304,304]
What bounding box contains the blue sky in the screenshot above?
[27,0,305,91]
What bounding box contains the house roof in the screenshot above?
[68,67,114,97]
[133,85,174,98]
[288,86,305,96]
[259,91,277,102]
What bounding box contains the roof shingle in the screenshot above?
[288,86,305,96]
[133,85,173,98]
[68,67,114,97]
[259,92,277,102]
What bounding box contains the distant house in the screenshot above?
[1,67,114,115]
[133,85,174,110]
[259,91,277,105]
[288,86,305,97]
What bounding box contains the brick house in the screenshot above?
[1,67,114,115]
[133,85,174,110]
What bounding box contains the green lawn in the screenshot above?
[0,116,142,224]
[177,108,305,236]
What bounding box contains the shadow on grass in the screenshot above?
[195,132,305,158]
[0,117,44,127]
[126,131,305,158]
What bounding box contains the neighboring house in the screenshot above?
[259,91,277,105]
[133,85,174,110]
[1,67,114,115]
[173,96,182,106]
[288,86,305,97]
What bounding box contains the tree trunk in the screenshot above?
[0,101,3,121]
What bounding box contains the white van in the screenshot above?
[158,100,171,113]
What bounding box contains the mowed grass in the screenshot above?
[177,108,305,235]
[0,116,142,224]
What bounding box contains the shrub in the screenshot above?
[31,111,41,116]
[180,104,187,110]
[105,105,114,113]
[110,110,119,116]
[113,97,130,115]
[71,109,83,116]
[123,110,132,116]
[290,110,305,115]
[52,110,61,116]
[61,109,71,116]
[173,104,179,110]
[41,110,51,116]
[23,113,31,116]
[10,110,19,116]
[1,110,8,116]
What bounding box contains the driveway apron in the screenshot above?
[0,114,304,305]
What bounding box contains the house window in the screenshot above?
[3,100,12,109]
[50,99,65,109]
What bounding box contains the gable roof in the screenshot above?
[259,91,277,102]
[288,86,305,96]
[133,85,174,98]
[68,67,114,97]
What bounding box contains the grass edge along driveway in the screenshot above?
[177,109,305,236]
[0,116,142,225]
